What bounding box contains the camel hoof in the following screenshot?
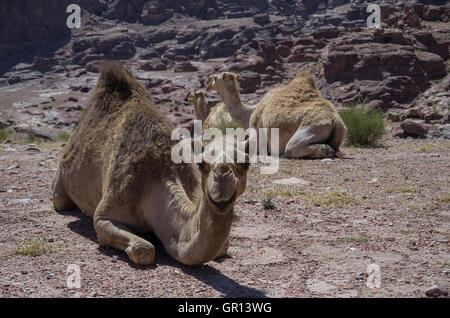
[126,242,155,265]
[334,150,347,159]
[320,144,335,158]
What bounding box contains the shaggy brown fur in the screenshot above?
[53,61,250,265]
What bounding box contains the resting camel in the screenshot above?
[206,72,347,159]
[188,90,238,132]
[52,62,250,266]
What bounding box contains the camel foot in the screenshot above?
[334,150,347,159]
[126,241,155,265]
[306,144,335,159]
[215,239,230,260]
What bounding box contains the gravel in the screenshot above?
[0,136,449,297]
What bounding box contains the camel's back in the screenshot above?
[251,72,336,129]
[58,62,178,214]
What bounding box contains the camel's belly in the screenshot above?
[258,114,303,155]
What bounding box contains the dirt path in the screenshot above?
[0,137,448,298]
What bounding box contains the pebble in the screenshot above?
[425,285,448,297]
[273,177,310,186]
[112,255,118,263]
[321,158,333,162]
[48,238,54,243]
[7,163,20,170]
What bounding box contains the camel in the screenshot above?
[188,90,208,122]
[206,72,348,159]
[52,62,250,266]
[188,90,238,132]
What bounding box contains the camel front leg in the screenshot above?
[94,217,155,265]
[93,199,155,265]
[284,123,334,159]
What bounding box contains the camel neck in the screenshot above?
[219,88,255,129]
[194,102,207,122]
[164,178,233,265]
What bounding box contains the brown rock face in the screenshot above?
[323,29,446,109]
[393,119,432,139]
[0,0,71,58]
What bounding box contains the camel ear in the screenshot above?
[235,74,240,82]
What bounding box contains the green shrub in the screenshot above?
[11,238,55,257]
[0,128,9,143]
[57,131,71,142]
[339,105,386,147]
[76,108,87,126]
[215,111,240,135]
[262,196,276,210]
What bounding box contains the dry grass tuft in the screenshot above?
[387,187,417,194]
[310,190,355,208]
[11,238,55,257]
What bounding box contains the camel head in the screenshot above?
[188,90,208,120]
[206,72,240,93]
[198,136,250,215]
[188,90,207,106]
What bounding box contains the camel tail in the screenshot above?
[329,112,347,152]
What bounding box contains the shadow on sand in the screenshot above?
[56,208,267,298]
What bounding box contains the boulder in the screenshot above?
[140,59,168,71]
[112,41,136,60]
[174,61,198,73]
[420,6,441,21]
[415,51,446,80]
[397,119,432,138]
[254,14,271,25]
[238,71,261,94]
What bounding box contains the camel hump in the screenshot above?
[97,61,135,97]
[295,71,317,89]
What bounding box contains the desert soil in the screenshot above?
[0,136,448,298]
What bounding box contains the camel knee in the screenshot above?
[94,217,156,265]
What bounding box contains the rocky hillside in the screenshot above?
[0,0,449,141]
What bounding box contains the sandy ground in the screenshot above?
[0,137,448,298]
